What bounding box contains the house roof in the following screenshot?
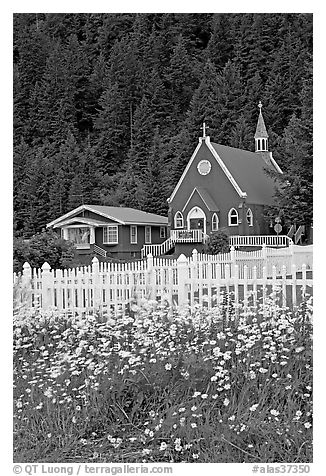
[47,205,168,228]
[210,143,278,205]
[51,217,110,228]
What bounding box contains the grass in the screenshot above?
[13,293,313,463]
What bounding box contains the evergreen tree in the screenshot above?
[141,128,169,216]
[266,73,312,233]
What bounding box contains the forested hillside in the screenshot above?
[13,13,313,238]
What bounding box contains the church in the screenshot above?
[47,103,285,260]
[162,103,283,256]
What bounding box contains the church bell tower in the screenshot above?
[255,101,269,152]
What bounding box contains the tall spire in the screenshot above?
[254,101,269,152]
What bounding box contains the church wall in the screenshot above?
[170,142,246,234]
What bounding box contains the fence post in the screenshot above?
[41,262,53,310]
[289,241,295,268]
[92,257,101,311]
[177,253,188,307]
[22,262,32,285]
[230,246,236,277]
[22,262,32,307]
[147,253,154,300]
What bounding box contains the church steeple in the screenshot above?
[254,101,269,152]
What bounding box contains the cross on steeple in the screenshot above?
[201,122,209,138]
[258,100,263,111]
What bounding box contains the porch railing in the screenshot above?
[171,229,204,243]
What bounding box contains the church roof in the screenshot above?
[254,109,269,139]
[210,143,278,205]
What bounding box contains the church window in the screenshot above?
[197,160,211,175]
[246,208,253,226]
[212,213,219,231]
[228,208,239,226]
[175,211,184,229]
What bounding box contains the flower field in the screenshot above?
[13,295,313,463]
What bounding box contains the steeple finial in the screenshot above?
[201,122,209,138]
[255,101,268,152]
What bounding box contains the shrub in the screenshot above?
[207,229,230,254]
[13,229,76,273]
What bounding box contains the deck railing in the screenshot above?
[229,235,293,248]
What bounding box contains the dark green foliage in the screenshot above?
[13,13,312,237]
[207,230,230,254]
[13,229,76,273]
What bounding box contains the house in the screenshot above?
[46,205,168,260]
[164,103,283,256]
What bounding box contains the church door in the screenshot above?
[187,207,206,234]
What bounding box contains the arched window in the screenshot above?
[257,139,261,151]
[246,208,253,226]
[174,211,184,229]
[212,213,219,232]
[228,208,239,226]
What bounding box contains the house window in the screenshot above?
[160,226,166,238]
[145,226,151,244]
[246,208,253,226]
[130,225,137,244]
[103,225,118,244]
[212,213,219,232]
[228,208,239,226]
[174,211,184,228]
[66,227,90,244]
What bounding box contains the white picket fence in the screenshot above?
[13,245,313,314]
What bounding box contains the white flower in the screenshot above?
[223,398,230,406]
[270,409,280,416]
[165,363,172,371]
[191,405,197,411]
[304,422,312,429]
[259,368,268,374]
[160,442,167,451]
[191,422,197,428]
[192,453,199,459]
[228,415,235,421]
[250,404,258,412]
[295,346,305,353]
[193,391,201,398]
[211,375,217,382]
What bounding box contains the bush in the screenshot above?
[13,229,76,273]
[207,229,230,254]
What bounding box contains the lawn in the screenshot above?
[13,293,313,463]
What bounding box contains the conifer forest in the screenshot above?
[13,13,313,238]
